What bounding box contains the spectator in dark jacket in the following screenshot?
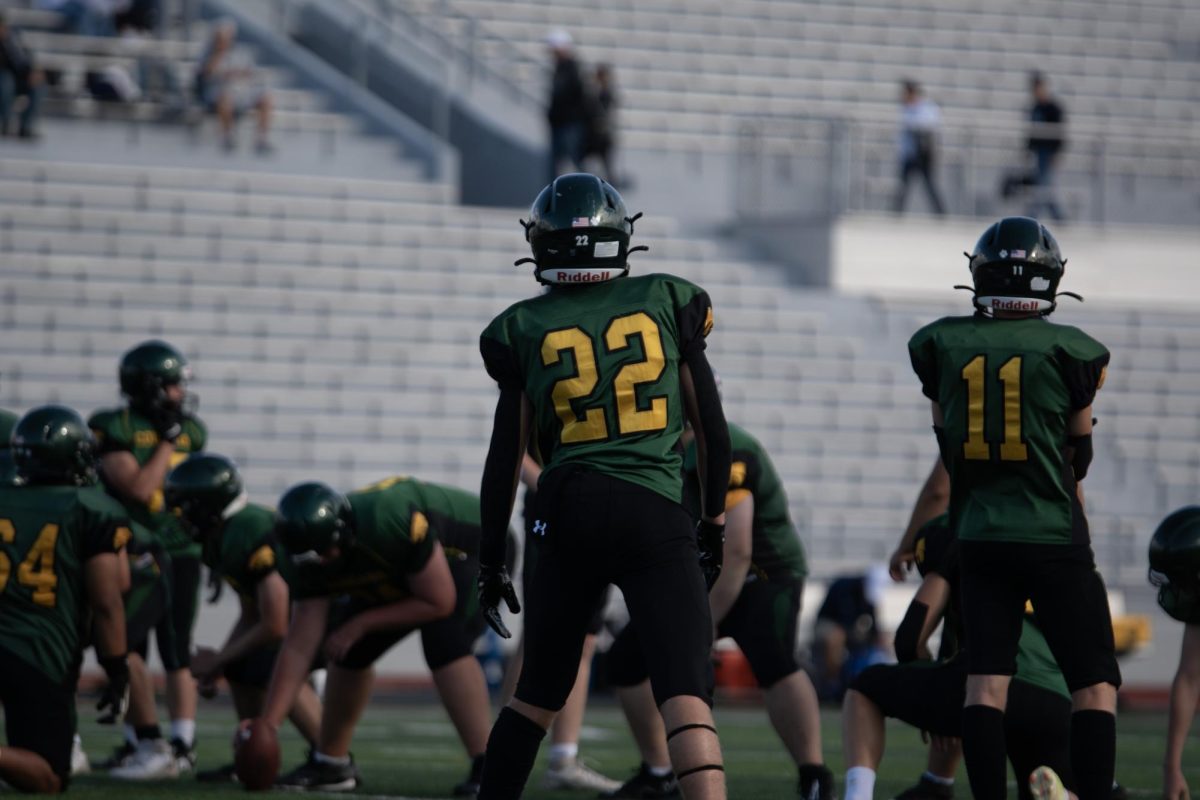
[545,29,587,182]
[0,12,44,139]
[583,63,618,185]
[1026,73,1066,221]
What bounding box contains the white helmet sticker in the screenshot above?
[1030,276,1051,291]
[593,241,620,259]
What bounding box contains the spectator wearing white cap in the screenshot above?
[545,29,588,182]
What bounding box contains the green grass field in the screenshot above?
[58,699,1197,799]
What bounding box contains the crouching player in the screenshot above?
[0,406,131,793]
[257,476,510,795]
[163,453,323,782]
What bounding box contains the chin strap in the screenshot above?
[1056,290,1084,303]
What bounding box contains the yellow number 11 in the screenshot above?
[961,355,1028,462]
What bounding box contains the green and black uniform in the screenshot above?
[908,314,1120,692]
[609,422,809,689]
[0,484,131,783]
[89,406,207,670]
[480,273,722,709]
[202,503,282,688]
[279,478,504,671]
[851,515,1075,798]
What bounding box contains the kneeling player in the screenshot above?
[0,406,131,793]
[258,476,507,795]
[163,453,322,782]
[1148,507,1200,799]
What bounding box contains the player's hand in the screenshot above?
[190,646,222,684]
[323,619,363,663]
[152,405,183,442]
[1164,765,1190,800]
[697,519,725,590]
[889,547,915,582]
[477,563,520,639]
[96,654,131,724]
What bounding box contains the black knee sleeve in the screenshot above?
[477,707,547,800]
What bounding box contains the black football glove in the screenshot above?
[96,654,130,724]
[697,519,725,591]
[206,566,224,604]
[477,563,521,639]
[152,405,183,443]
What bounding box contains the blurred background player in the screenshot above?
[496,453,621,794]
[163,453,322,783]
[908,217,1119,800]
[605,420,831,799]
[810,564,890,702]
[89,339,207,777]
[0,406,131,793]
[259,477,503,795]
[1148,507,1200,800]
[475,173,731,800]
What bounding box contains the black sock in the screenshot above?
[1070,710,1115,800]
[798,763,834,800]
[477,707,546,800]
[134,725,162,741]
[962,705,1008,800]
[468,754,486,782]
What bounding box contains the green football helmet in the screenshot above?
[11,405,97,486]
[962,216,1077,316]
[0,409,18,486]
[1149,506,1200,624]
[165,453,245,541]
[274,482,353,563]
[518,173,645,286]
[119,340,195,416]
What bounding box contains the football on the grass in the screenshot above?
[234,718,281,791]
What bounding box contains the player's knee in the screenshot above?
[847,663,890,701]
[1070,681,1117,712]
[663,714,724,783]
[965,674,1010,709]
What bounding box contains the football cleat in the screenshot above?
[452,754,485,797]
[70,735,91,776]
[109,738,180,780]
[170,737,196,773]
[541,756,621,792]
[93,740,136,770]
[1029,766,1068,800]
[276,752,361,792]
[892,775,954,800]
[602,763,681,798]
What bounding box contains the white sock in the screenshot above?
[648,764,673,777]
[123,725,138,746]
[549,743,578,765]
[923,770,954,786]
[314,751,351,767]
[170,719,195,747]
[845,766,877,800]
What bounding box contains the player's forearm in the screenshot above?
[708,554,750,623]
[262,639,316,728]
[117,443,176,504]
[86,555,127,659]
[354,596,451,634]
[216,620,278,671]
[1164,671,1200,769]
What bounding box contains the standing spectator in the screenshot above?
[583,63,618,185]
[1026,73,1066,221]
[545,29,587,182]
[893,80,946,215]
[194,19,274,154]
[0,12,44,140]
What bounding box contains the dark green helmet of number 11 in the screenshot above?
[119,339,192,414]
[164,453,245,540]
[274,482,354,563]
[519,173,644,286]
[11,405,97,486]
[964,216,1073,316]
[1149,506,1200,623]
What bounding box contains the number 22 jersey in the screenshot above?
[908,314,1109,545]
[480,274,714,505]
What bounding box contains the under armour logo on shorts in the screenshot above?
[532,520,548,536]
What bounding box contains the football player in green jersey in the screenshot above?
[605,422,831,799]
[908,217,1119,800]
[0,406,131,793]
[90,340,207,777]
[1148,507,1200,799]
[476,173,731,800]
[163,454,323,783]
[260,477,504,795]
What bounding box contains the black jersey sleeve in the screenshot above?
[676,289,714,359]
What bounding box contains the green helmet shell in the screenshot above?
[164,453,245,540]
[1149,506,1200,624]
[11,405,97,486]
[275,482,353,562]
[967,216,1066,315]
[119,340,192,413]
[523,173,639,285]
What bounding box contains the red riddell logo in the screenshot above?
[558,271,610,282]
[991,298,1039,311]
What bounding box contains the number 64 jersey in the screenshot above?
[908,315,1109,545]
[481,273,713,506]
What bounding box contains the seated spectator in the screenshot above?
[36,0,119,37]
[0,11,44,139]
[194,19,273,154]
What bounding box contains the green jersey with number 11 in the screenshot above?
[481,274,713,505]
[908,314,1109,545]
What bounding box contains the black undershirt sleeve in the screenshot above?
[684,347,730,520]
[479,388,525,567]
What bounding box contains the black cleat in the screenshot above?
[798,763,835,800]
[196,762,237,783]
[892,775,955,800]
[93,741,137,770]
[601,763,682,798]
[277,752,361,792]
[452,754,485,797]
